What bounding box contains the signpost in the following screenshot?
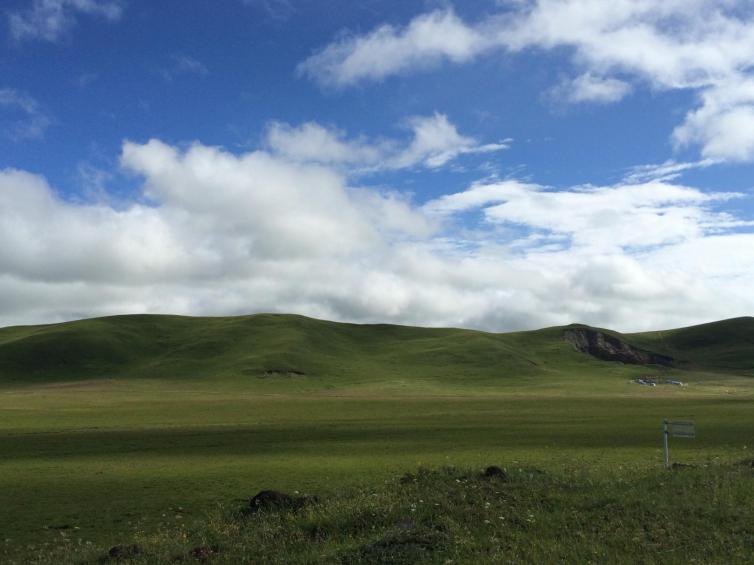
[663,419,695,468]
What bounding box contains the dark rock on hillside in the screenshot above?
[482,466,509,480]
[564,327,674,366]
[244,490,318,514]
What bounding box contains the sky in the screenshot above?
[1,0,754,332]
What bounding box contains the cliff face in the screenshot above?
[563,328,674,366]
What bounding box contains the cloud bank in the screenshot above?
[0,135,752,332]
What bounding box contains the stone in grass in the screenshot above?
[103,544,142,561]
[244,490,318,514]
[670,462,697,470]
[483,466,509,480]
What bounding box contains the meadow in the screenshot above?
[0,314,752,562]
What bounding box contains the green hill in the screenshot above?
[627,316,754,375]
[0,313,751,385]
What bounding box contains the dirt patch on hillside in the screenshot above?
[258,369,308,379]
[564,328,673,366]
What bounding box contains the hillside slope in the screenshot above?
[0,314,751,384]
[627,316,754,375]
[0,314,552,385]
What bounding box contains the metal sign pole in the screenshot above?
[663,419,669,469]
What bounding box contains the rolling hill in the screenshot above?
[0,313,751,384]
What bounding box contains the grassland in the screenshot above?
[0,314,752,562]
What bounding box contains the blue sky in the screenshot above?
[1,0,753,331]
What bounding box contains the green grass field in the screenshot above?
[0,314,752,562]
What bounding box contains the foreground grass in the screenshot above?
[1,379,753,557]
[11,463,754,564]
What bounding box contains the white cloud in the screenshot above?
[426,179,746,251]
[623,158,720,184]
[673,77,754,161]
[0,140,752,332]
[0,88,51,141]
[8,0,123,42]
[265,121,386,167]
[553,73,632,104]
[394,114,509,168]
[265,113,509,171]
[301,3,754,162]
[298,9,491,87]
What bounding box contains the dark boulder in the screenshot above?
[670,462,696,470]
[482,466,509,480]
[245,490,318,514]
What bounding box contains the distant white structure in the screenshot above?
[632,377,685,387]
[633,377,657,386]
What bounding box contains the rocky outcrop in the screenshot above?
[564,327,674,366]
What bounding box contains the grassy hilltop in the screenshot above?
[1,313,752,386]
[0,314,752,563]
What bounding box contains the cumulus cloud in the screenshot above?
[673,77,754,161]
[8,0,123,42]
[0,138,752,332]
[265,113,509,171]
[265,122,387,167]
[300,2,754,162]
[0,88,51,141]
[298,9,491,87]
